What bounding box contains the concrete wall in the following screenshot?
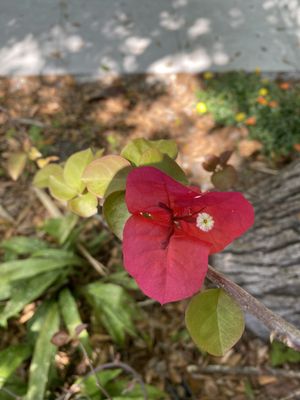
[0,0,299,76]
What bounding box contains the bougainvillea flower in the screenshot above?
[123,167,254,304]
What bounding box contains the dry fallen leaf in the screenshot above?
[238,139,262,157]
[6,151,27,180]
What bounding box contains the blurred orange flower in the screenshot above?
[293,143,300,152]
[245,116,257,126]
[279,82,290,90]
[269,100,279,108]
[257,96,268,105]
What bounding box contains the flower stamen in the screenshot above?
[196,212,214,232]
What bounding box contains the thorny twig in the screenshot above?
[207,265,300,351]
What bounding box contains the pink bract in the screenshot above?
[123,167,255,304]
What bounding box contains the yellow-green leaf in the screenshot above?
[48,172,77,201]
[103,191,130,240]
[6,152,27,181]
[121,138,178,165]
[63,148,93,192]
[185,289,245,356]
[139,150,188,184]
[82,155,131,197]
[33,163,63,188]
[68,192,98,217]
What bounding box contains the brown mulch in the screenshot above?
[0,74,299,400]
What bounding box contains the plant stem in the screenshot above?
[207,265,300,351]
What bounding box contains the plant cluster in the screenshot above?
[196,72,300,157]
[1,137,300,398]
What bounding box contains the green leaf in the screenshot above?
[0,252,81,286]
[105,378,166,399]
[84,282,138,346]
[271,341,300,367]
[185,288,245,356]
[0,236,48,256]
[0,344,31,388]
[48,171,78,201]
[0,283,11,301]
[68,192,98,217]
[43,213,79,244]
[102,270,139,291]
[26,301,52,344]
[103,191,130,240]
[33,163,63,188]
[82,155,131,197]
[63,148,93,192]
[0,270,63,326]
[25,302,60,400]
[59,288,91,355]
[0,378,27,400]
[139,151,188,184]
[121,138,178,165]
[6,151,27,180]
[77,369,122,399]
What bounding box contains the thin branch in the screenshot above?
[84,361,148,400]
[32,187,63,218]
[279,389,300,400]
[77,243,107,276]
[0,386,21,399]
[188,364,300,379]
[207,265,300,351]
[78,342,112,400]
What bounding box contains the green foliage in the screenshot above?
[103,191,130,240]
[77,369,166,400]
[25,302,60,400]
[1,236,48,260]
[121,138,178,165]
[0,344,31,389]
[59,288,92,355]
[270,341,300,367]
[82,155,132,197]
[84,282,139,346]
[185,289,245,356]
[0,210,146,397]
[197,72,300,156]
[43,213,79,245]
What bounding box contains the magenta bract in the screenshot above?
[123,167,254,304]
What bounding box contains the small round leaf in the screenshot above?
[63,148,93,192]
[33,164,63,188]
[48,173,78,201]
[68,192,98,217]
[82,155,131,197]
[211,165,237,190]
[103,191,130,240]
[139,150,188,184]
[121,138,178,165]
[185,288,245,356]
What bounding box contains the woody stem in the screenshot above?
[207,265,300,351]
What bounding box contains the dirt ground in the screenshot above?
[0,74,299,399]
